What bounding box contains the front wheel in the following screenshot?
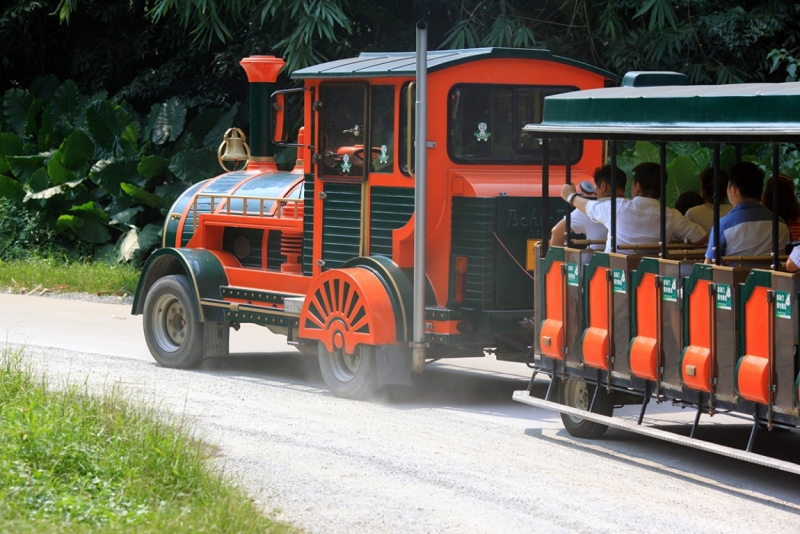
[318,344,379,400]
[143,275,204,369]
[558,379,613,439]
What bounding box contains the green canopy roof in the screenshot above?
[291,48,616,80]
[523,80,800,142]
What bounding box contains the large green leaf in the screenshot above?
[185,108,223,149]
[120,121,140,155]
[110,206,144,225]
[0,176,24,202]
[137,155,170,179]
[115,223,162,265]
[56,214,111,244]
[38,106,53,151]
[7,155,46,181]
[25,98,43,138]
[47,152,77,185]
[665,155,701,207]
[633,141,660,167]
[200,104,239,150]
[121,182,163,209]
[168,148,220,183]
[85,100,134,157]
[3,88,33,135]
[31,75,61,105]
[27,167,50,192]
[51,80,81,120]
[151,97,187,145]
[0,133,24,175]
[60,129,94,170]
[0,218,15,253]
[90,158,141,198]
[24,177,84,202]
[69,201,109,222]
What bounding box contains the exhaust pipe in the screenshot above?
[411,21,428,373]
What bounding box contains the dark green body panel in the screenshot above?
[320,182,362,269]
[132,248,229,321]
[369,186,414,259]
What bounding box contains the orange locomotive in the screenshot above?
[132,46,615,398]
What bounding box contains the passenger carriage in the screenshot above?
[513,72,800,473]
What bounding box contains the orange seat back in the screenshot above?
[737,285,771,404]
[582,266,609,369]
[682,279,713,392]
[629,272,659,380]
[539,260,564,360]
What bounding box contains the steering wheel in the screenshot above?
[323,151,344,168]
[352,147,383,161]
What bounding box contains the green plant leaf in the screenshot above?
[201,104,238,150]
[665,155,701,207]
[57,214,111,244]
[116,223,162,264]
[25,98,43,138]
[151,97,187,145]
[0,133,24,175]
[57,213,80,232]
[7,155,46,181]
[137,155,170,179]
[121,182,163,209]
[633,141,660,167]
[110,206,144,225]
[0,175,24,202]
[120,121,140,155]
[60,130,95,170]
[90,157,141,198]
[51,80,81,120]
[168,148,220,183]
[85,100,133,157]
[47,152,77,185]
[3,88,33,135]
[24,177,83,202]
[27,167,50,192]
[69,201,109,222]
[0,218,15,253]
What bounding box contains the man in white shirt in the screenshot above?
[560,162,707,253]
[550,165,626,250]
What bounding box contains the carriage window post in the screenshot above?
[713,143,721,266]
[609,140,617,253]
[542,138,550,257]
[659,142,667,259]
[772,143,780,271]
[565,140,572,248]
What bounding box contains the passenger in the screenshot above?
[704,162,790,264]
[763,174,800,241]
[674,191,704,216]
[560,162,707,254]
[550,165,626,250]
[685,168,732,233]
[786,244,800,272]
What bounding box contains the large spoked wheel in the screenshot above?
[558,379,613,439]
[318,343,378,400]
[143,275,205,369]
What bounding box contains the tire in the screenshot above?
[318,343,379,400]
[143,275,205,369]
[558,379,613,439]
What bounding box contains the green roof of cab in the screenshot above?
[291,47,618,80]
[524,75,800,141]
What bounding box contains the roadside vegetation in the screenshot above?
[0,257,140,297]
[0,348,292,533]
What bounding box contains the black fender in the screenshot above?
[131,248,229,322]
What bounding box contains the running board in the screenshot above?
[512,390,800,476]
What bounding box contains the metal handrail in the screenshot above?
[191,194,303,233]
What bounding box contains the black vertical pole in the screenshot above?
[659,143,667,259]
[713,144,721,266]
[565,140,572,248]
[542,138,550,257]
[772,143,780,270]
[610,140,617,253]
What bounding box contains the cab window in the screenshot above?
[448,84,581,165]
[319,83,367,180]
[370,85,395,173]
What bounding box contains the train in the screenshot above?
[131,25,616,398]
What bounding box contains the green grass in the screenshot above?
[0,258,141,297]
[0,349,293,533]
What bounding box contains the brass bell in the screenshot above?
[217,127,251,170]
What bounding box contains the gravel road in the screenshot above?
[3,294,800,533]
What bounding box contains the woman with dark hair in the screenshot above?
[685,167,732,233]
[763,174,800,241]
[674,190,704,215]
